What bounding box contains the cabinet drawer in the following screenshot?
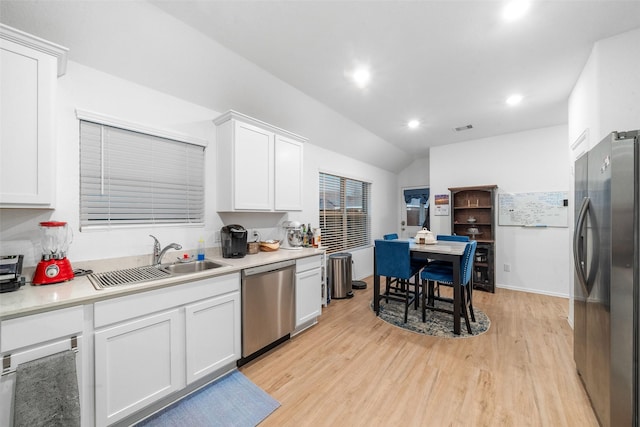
[94,273,240,328]
[0,306,84,352]
[296,255,322,273]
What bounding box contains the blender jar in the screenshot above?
[40,221,72,260]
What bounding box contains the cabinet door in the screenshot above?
[233,120,274,210]
[94,309,182,427]
[185,292,241,384]
[0,37,56,207]
[296,267,322,327]
[274,134,303,211]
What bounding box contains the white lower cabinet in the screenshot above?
[93,272,240,426]
[94,309,182,427]
[185,292,241,384]
[295,255,323,330]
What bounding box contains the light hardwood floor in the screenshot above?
[240,278,599,426]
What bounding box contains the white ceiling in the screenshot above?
[152,0,640,154]
[2,1,640,172]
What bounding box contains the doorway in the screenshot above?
[400,187,430,238]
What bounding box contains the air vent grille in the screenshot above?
[88,266,170,290]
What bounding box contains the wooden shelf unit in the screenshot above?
[449,185,497,293]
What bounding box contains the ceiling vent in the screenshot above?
[454,124,473,132]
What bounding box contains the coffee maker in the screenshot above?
[221,224,247,258]
[32,221,75,285]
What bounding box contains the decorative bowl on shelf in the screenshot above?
[467,227,480,235]
[467,217,476,223]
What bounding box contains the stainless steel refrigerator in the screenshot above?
[574,130,639,427]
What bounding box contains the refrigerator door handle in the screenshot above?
[573,196,590,290]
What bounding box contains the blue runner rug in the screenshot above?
[135,370,280,427]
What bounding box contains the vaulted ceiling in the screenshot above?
[2,1,640,172]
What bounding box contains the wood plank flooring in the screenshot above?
[240,277,599,426]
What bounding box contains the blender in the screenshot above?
[32,221,75,285]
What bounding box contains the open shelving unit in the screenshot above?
[449,185,497,293]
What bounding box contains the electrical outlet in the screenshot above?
[504,263,511,272]
[214,231,221,243]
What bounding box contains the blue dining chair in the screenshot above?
[430,234,470,298]
[382,232,429,289]
[375,239,423,323]
[420,240,477,334]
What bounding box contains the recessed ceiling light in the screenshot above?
[407,119,420,129]
[506,94,523,106]
[502,0,530,21]
[352,67,371,88]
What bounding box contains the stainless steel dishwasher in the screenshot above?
[240,260,295,365]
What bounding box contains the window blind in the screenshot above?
[319,172,371,253]
[79,120,205,228]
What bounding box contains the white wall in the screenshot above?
[0,0,412,174]
[302,144,398,280]
[430,125,571,297]
[567,26,640,325]
[0,60,397,278]
[0,61,222,266]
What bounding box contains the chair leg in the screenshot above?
[402,279,409,323]
[413,273,420,310]
[461,287,472,334]
[427,280,435,307]
[385,276,390,303]
[421,279,427,322]
[468,284,476,322]
[468,280,476,323]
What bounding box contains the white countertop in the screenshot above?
[0,247,324,320]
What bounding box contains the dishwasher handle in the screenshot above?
[243,260,295,276]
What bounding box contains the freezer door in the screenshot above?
[609,133,637,427]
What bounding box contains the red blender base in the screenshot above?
[32,258,75,285]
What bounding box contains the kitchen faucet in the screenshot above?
[149,235,182,265]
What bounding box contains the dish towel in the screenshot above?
[13,350,81,427]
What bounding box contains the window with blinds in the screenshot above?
[79,120,205,229]
[319,172,371,253]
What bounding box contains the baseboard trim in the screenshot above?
[496,283,569,299]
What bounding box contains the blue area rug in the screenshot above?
[135,370,280,427]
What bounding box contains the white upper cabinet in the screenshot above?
[274,134,304,211]
[0,24,68,208]
[214,110,306,212]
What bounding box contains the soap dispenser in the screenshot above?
[197,238,205,261]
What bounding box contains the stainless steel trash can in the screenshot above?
[329,253,354,299]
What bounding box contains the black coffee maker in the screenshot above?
[221,224,248,258]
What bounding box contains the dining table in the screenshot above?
[373,238,468,335]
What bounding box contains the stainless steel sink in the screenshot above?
[89,260,226,290]
[159,259,225,274]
